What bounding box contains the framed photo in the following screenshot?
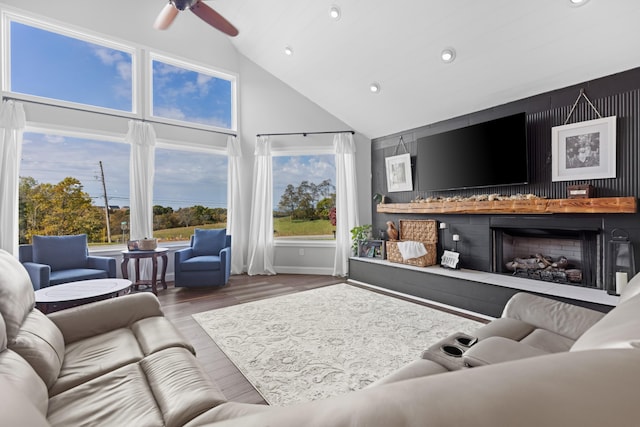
[358,240,385,259]
[127,240,139,251]
[440,250,460,269]
[385,153,413,192]
[551,116,616,182]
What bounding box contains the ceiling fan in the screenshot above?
[153,0,239,37]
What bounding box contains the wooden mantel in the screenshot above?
[376,197,637,215]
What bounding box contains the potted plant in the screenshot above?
[350,224,372,256]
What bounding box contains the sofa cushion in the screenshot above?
[474,317,536,341]
[0,348,49,416]
[181,256,222,272]
[9,310,64,389]
[32,234,88,272]
[571,293,640,352]
[50,327,144,396]
[0,249,36,342]
[519,329,574,353]
[192,228,226,257]
[48,363,165,427]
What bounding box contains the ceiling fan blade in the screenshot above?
[190,1,239,37]
[154,3,180,30]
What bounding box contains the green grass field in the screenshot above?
[150,218,334,241]
[274,217,334,238]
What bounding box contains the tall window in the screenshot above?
[153,147,228,243]
[150,54,236,131]
[273,154,336,240]
[6,12,234,248]
[19,132,130,245]
[6,18,134,112]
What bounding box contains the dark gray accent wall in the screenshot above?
[371,67,640,276]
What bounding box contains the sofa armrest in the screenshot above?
[21,262,50,290]
[47,292,164,344]
[462,336,550,367]
[502,292,605,340]
[87,256,116,277]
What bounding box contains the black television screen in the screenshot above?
[416,112,528,192]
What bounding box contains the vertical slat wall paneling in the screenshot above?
[370,68,640,272]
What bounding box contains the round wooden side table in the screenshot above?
[121,248,169,295]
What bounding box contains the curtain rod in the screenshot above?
[2,95,237,137]
[256,130,354,137]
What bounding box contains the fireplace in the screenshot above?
[491,217,603,289]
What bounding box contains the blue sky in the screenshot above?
[13,19,334,211]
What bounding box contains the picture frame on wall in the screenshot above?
[358,240,385,259]
[551,116,616,182]
[385,153,413,192]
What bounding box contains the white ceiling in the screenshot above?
[5,1,640,140]
[210,0,640,139]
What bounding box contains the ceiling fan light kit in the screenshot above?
[153,0,239,37]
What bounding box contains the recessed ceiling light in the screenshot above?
[284,46,294,56]
[569,0,590,6]
[441,48,456,63]
[329,5,341,20]
[369,82,381,94]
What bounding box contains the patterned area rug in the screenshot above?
[192,283,482,406]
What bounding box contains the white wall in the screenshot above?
[1,0,372,276]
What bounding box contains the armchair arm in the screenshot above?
[175,247,195,264]
[502,292,605,340]
[220,246,231,283]
[87,255,116,277]
[21,262,50,290]
[47,292,164,344]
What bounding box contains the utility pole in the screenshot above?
[99,161,112,243]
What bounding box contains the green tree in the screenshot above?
[19,176,105,242]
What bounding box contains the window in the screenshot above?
[153,146,228,243]
[273,154,336,240]
[150,54,236,131]
[19,131,130,245]
[6,17,134,112]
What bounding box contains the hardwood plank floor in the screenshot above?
[155,273,487,404]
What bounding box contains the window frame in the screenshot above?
[271,145,337,245]
[147,51,238,133]
[1,10,139,118]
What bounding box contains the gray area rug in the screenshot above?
[192,283,482,406]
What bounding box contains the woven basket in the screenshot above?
[386,219,438,267]
[139,238,157,250]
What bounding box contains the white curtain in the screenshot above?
[247,136,275,275]
[126,120,156,278]
[227,135,245,274]
[0,100,26,256]
[333,132,359,277]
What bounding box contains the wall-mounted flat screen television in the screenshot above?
[416,112,528,192]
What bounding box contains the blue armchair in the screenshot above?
[175,228,231,288]
[19,234,116,290]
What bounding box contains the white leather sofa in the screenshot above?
[3,241,640,426]
[184,273,640,427]
[0,249,228,426]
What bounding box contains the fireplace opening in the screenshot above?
[491,220,602,289]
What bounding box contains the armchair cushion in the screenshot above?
[192,228,226,257]
[181,256,222,272]
[32,235,88,272]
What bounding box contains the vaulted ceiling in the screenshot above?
[5,1,640,140]
[213,0,640,139]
